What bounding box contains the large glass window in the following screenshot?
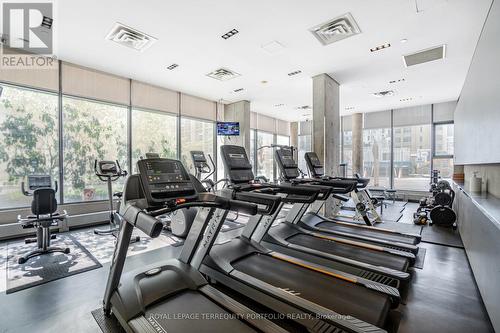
[180,117,214,175]
[256,131,274,181]
[249,129,256,173]
[393,124,431,190]
[434,123,454,156]
[342,130,353,177]
[63,97,128,202]
[363,128,391,187]
[276,135,290,146]
[0,84,59,209]
[298,134,312,175]
[131,109,177,170]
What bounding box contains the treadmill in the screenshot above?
[260,147,414,286]
[201,145,401,332]
[102,157,288,333]
[288,151,421,253]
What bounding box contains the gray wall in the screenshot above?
[454,0,499,164]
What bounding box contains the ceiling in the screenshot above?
[53,0,491,121]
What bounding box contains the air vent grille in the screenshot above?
[310,13,361,46]
[288,70,302,76]
[373,90,395,97]
[105,22,157,52]
[404,45,446,67]
[206,68,241,81]
[167,64,178,70]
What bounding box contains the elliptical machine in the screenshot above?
[93,160,140,242]
[17,175,69,264]
[414,170,457,228]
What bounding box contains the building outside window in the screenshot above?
[256,131,274,181]
[180,117,215,176]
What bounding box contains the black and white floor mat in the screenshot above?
[4,234,101,294]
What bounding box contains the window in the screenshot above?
[276,135,290,146]
[249,129,256,173]
[256,131,274,181]
[363,128,391,187]
[0,84,59,209]
[132,109,177,170]
[180,117,214,176]
[393,124,431,190]
[63,97,128,202]
[434,123,454,156]
[298,134,312,174]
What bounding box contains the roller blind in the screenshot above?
[433,101,456,123]
[250,112,257,129]
[256,113,276,133]
[131,80,179,114]
[364,110,391,129]
[0,48,59,91]
[342,116,352,131]
[393,105,431,127]
[276,119,290,136]
[180,94,216,121]
[62,62,130,105]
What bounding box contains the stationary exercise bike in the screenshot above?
[93,160,140,242]
[414,170,457,228]
[17,175,69,264]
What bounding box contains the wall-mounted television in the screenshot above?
[217,122,240,136]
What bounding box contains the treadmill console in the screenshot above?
[220,145,254,183]
[304,152,324,177]
[27,175,52,190]
[275,148,300,180]
[190,150,208,168]
[137,158,196,205]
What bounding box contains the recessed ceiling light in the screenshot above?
[261,80,268,84]
[221,29,239,40]
[261,40,285,54]
[372,90,395,97]
[389,78,405,84]
[400,38,408,43]
[166,63,178,70]
[400,97,413,102]
[233,88,244,92]
[296,105,312,110]
[370,43,391,52]
[345,106,355,110]
[274,103,284,107]
[287,70,302,77]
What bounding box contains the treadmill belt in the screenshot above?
[144,290,256,333]
[317,222,418,245]
[287,233,408,271]
[232,253,390,327]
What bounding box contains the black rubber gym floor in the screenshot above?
[0,204,494,333]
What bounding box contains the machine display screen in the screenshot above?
[146,161,188,182]
[217,122,240,136]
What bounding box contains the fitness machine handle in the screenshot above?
[225,198,258,216]
[121,204,163,238]
[232,191,282,215]
[271,183,320,203]
[290,180,331,200]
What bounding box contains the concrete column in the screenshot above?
[351,113,363,175]
[312,74,340,216]
[224,100,251,151]
[290,122,299,160]
[312,73,340,177]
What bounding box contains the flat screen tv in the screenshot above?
[217,122,240,136]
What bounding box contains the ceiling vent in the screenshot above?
[310,13,361,46]
[372,90,395,97]
[287,70,302,76]
[105,22,157,52]
[206,68,241,81]
[404,45,446,67]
